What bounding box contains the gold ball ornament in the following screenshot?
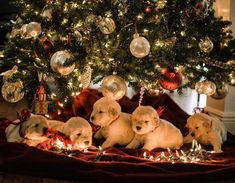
[210,83,229,100]
[145,83,164,96]
[130,34,150,58]
[24,22,42,38]
[1,81,24,103]
[101,75,127,100]
[41,6,52,21]
[98,17,116,34]
[50,50,75,75]
[199,37,213,53]
[195,80,216,96]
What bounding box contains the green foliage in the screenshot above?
[0,0,234,107]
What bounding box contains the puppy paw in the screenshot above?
[94,130,102,139]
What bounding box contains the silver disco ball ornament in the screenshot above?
[50,50,75,75]
[195,80,216,96]
[130,34,150,58]
[101,75,127,100]
[211,83,229,100]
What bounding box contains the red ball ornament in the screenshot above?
[43,40,53,51]
[145,6,151,13]
[159,68,183,91]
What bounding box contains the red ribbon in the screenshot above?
[36,128,72,151]
[156,106,165,117]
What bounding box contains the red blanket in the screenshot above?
[0,89,235,183]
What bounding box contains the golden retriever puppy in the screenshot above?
[62,117,92,150]
[127,106,183,151]
[5,114,64,146]
[90,97,134,149]
[183,113,227,153]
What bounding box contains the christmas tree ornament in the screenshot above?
[130,34,150,58]
[25,22,42,38]
[157,0,167,9]
[159,68,182,91]
[101,75,127,100]
[50,50,75,75]
[97,17,116,34]
[1,65,18,83]
[145,6,151,13]
[1,81,24,103]
[74,30,82,41]
[34,84,48,114]
[199,37,213,53]
[41,6,52,20]
[43,40,54,53]
[210,83,229,100]
[80,65,93,88]
[20,24,28,37]
[195,0,212,18]
[195,80,216,96]
[145,83,164,96]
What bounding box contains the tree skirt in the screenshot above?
[0,89,235,183]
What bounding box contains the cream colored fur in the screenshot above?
[127,106,183,151]
[62,117,92,150]
[90,97,134,149]
[183,113,227,153]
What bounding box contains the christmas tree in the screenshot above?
[0,0,235,112]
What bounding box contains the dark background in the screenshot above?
[0,0,18,46]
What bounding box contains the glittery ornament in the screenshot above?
[195,0,212,18]
[157,0,167,9]
[74,30,82,41]
[50,50,75,75]
[130,34,150,58]
[1,65,18,83]
[145,83,164,96]
[101,75,127,100]
[24,22,42,38]
[159,68,182,91]
[41,6,52,20]
[98,17,116,34]
[1,81,24,103]
[195,80,216,96]
[34,84,48,114]
[211,83,229,100]
[80,65,93,88]
[199,37,213,53]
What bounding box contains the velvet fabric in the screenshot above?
[0,89,235,183]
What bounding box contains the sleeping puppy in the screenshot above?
[90,97,134,149]
[5,114,64,146]
[127,106,183,151]
[183,113,227,153]
[62,117,92,150]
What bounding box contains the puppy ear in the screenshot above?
[108,106,118,117]
[203,120,212,129]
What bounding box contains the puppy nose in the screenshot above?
[84,141,90,145]
[43,127,48,135]
[191,132,195,137]
[136,126,142,131]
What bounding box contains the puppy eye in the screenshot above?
[195,127,199,130]
[77,133,81,136]
[34,124,39,128]
[144,120,148,124]
[99,111,103,113]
